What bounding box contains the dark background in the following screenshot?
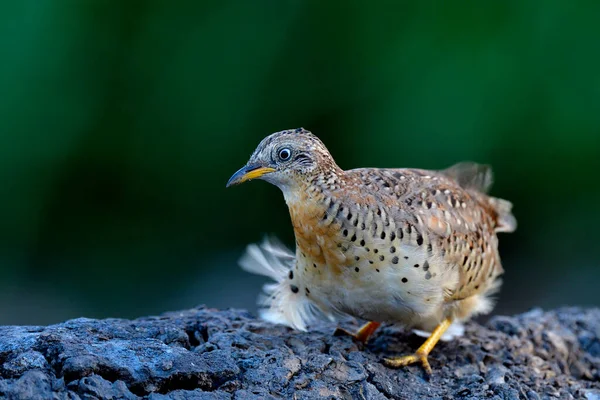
[1,1,598,325]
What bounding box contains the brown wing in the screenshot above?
[345,163,511,301]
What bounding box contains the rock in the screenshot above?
[0,307,598,399]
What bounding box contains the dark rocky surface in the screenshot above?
[0,307,598,399]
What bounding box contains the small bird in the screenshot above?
[227,128,516,373]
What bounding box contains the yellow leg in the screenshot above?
[334,321,381,344]
[384,318,452,374]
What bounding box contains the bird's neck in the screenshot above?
[281,180,325,209]
[281,168,345,207]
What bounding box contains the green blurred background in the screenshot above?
[0,1,598,325]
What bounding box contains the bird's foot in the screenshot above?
[333,321,381,344]
[383,351,432,374]
[382,317,453,374]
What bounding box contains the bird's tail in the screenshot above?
[442,162,517,233]
[239,237,334,331]
[488,197,517,233]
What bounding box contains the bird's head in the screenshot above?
[226,128,340,193]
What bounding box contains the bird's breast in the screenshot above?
[288,200,347,276]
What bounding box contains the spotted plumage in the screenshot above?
[228,128,516,373]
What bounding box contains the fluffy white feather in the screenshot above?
[413,322,465,342]
[239,237,333,331]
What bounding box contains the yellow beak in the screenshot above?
[226,165,276,187]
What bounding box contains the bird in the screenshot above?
[226,128,516,373]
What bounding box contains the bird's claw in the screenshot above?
[384,352,433,375]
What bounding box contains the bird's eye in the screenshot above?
[278,148,291,161]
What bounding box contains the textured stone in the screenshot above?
[0,307,598,399]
